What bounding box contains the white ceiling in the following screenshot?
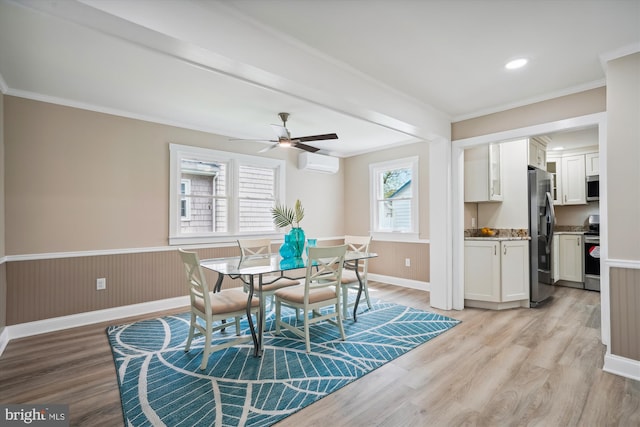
[1,0,638,157]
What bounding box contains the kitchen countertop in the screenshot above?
[465,236,531,241]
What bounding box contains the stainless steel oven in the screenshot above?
[583,234,600,291]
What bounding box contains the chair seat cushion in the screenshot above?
[195,288,259,314]
[275,286,336,304]
[260,276,301,292]
[340,270,361,285]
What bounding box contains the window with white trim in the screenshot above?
[370,156,419,240]
[170,144,285,245]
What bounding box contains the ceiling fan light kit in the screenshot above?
[234,112,339,153]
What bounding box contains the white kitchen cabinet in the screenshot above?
[547,156,562,205]
[464,143,503,202]
[558,234,583,282]
[561,154,586,205]
[464,239,529,305]
[585,152,599,176]
[528,137,548,170]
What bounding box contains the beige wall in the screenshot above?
[4,96,344,255]
[1,96,348,324]
[343,141,430,283]
[554,203,600,227]
[606,53,640,260]
[343,141,430,239]
[452,86,606,141]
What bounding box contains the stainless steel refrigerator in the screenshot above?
[528,167,555,307]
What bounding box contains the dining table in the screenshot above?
[200,250,378,357]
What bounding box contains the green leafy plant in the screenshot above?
[271,199,305,229]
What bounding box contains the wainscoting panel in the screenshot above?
[5,247,242,325]
[609,267,640,361]
[0,262,6,330]
[368,241,429,283]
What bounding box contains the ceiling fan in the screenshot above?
[232,112,338,153]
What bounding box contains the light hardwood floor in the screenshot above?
[0,283,638,426]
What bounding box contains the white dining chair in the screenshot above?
[237,238,301,324]
[341,235,373,319]
[274,244,347,353]
[179,248,259,370]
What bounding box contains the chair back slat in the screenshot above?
[306,245,347,293]
[178,249,211,314]
[238,238,273,257]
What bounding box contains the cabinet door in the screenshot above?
[501,241,530,301]
[464,145,503,203]
[585,152,599,176]
[547,158,562,205]
[488,143,503,201]
[464,241,500,301]
[558,234,583,282]
[561,155,586,205]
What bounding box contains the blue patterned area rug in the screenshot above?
[107,300,460,426]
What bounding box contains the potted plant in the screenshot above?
[272,199,306,258]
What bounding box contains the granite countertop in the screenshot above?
[465,236,531,241]
[464,228,530,240]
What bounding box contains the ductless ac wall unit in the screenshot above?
[298,152,339,174]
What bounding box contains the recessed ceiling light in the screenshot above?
[552,146,564,151]
[505,58,528,70]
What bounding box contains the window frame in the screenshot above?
[369,156,419,242]
[169,143,286,245]
[180,179,192,221]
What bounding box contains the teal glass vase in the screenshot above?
[279,234,295,259]
[288,227,306,258]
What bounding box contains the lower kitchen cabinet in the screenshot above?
[464,239,530,309]
[558,233,583,282]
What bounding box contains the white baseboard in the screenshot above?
[603,353,640,381]
[4,295,190,345]
[368,273,429,292]
[0,327,9,357]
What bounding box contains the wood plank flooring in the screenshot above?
[1,283,638,426]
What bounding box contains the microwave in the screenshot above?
[587,175,599,201]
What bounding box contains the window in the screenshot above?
[180,179,191,220]
[370,156,419,240]
[170,144,285,245]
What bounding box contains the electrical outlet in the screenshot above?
[405,258,411,267]
[96,277,106,290]
[471,217,477,228]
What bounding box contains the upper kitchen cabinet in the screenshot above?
[527,137,549,170]
[547,155,562,205]
[585,152,599,176]
[561,154,587,205]
[464,143,503,202]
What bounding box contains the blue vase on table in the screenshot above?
[288,227,306,258]
[279,234,295,259]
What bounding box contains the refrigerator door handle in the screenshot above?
[545,191,555,254]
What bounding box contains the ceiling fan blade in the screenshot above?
[294,133,338,143]
[293,142,321,153]
[229,138,278,143]
[258,143,280,153]
[270,124,289,139]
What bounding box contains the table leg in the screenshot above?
[216,272,228,332]
[353,260,363,321]
[257,274,264,357]
[246,275,260,357]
